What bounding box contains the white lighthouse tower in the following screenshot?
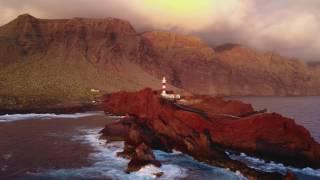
[161,76,167,96]
[160,76,181,100]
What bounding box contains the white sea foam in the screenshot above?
[2,153,12,160]
[172,149,183,155]
[235,170,246,179]
[1,154,12,173]
[26,128,252,179]
[132,164,187,179]
[109,115,126,119]
[154,149,245,180]
[31,128,188,180]
[1,165,8,172]
[0,111,104,122]
[227,152,320,179]
[82,129,188,179]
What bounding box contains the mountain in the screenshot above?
[0,14,319,107]
[0,14,168,108]
[137,34,320,96]
[308,61,320,71]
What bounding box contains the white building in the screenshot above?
[90,88,100,93]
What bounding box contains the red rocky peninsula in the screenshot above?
[100,88,320,179]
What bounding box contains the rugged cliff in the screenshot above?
[0,14,320,108]
[0,14,167,108]
[138,35,320,96]
[101,88,320,179]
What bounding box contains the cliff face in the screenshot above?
[101,89,320,178]
[138,33,320,96]
[0,14,136,56]
[213,45,319,96]
[0,14,320,107]
[0,14,166,107]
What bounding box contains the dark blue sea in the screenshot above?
[1,97,320,179]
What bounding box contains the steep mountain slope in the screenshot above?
[308,62,320,74]
[138,34,320,96]
[0,14,167,107]
[0,14,319,107]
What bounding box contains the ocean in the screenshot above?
[0,97,320,179]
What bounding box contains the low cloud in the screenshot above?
[0,0,319,61]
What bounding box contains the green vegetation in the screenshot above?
[0,55,163,108]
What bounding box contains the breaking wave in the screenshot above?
[0,112,104,122]
[227,152,320,180]
[28,129,187,179]
[28,128,245,180]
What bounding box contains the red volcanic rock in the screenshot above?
[104,89,320,179]
[186,95,254,118]
[102,89,320,171]
[284,171,297,180]
[103,88,213,132]
[100,120,130,142]
[210,113,320,168]
[126,143,161,173]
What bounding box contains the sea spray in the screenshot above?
[227,151,320,179]
[0,112,104,122]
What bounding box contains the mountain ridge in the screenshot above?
[0,14,319,108]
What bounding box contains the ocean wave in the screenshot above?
[30,128,188,180]
[0,111,104,122]
[29,128,320,180]
[227,152,320,179]
[81,129,247,180]
[29,128,248,179]
[81,129,189,180]
[154,149,245,180]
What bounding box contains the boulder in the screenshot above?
[126,143,161,173]
[100,119,130,142]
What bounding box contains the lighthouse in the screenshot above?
[161,76,167,96]
[160,76,181,100]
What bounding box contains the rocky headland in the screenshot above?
[100,88,320,179]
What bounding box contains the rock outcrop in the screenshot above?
[126,143,161,173]
[102,115,284,179]
[100,88,320,179]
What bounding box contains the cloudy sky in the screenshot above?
[0,0,319,61]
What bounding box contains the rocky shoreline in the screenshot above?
[100,88,320,179]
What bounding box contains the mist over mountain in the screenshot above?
[1,0,320,62]
[0,14,320,107]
